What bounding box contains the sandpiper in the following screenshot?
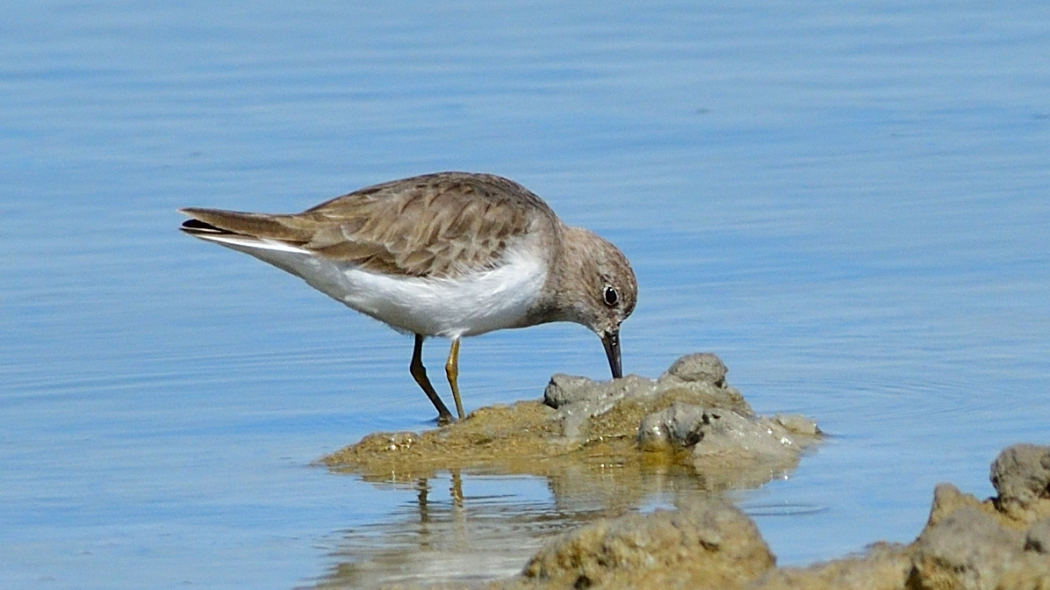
[180,172,637,424]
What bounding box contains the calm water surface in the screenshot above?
[3,1,1049,588]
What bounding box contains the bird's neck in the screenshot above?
[527,224,595,327]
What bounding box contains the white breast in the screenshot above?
[203,232,550,338]
[245,241,548,338]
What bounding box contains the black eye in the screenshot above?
[603,285,619,307]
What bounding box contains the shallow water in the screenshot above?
[3,1,1049,588]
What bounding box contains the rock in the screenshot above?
[990,443,1050,523]
[543,374,654,410]
[542,354,766,451]
[318,439,1050,590]
[543,374,657,441]
[751,542,912,590]
[774,414,821,436]
[691,411,802,462]
[637,401,704,449]
[662,352,727,386]
[909,506,1026,590]
[544,353,753,419]
[926,483,987,528]
[1024,518,1050,554]
[324,353,820,501]
[519,498,774,590]
[637,403,808,464]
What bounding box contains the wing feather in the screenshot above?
[180,172,555,278]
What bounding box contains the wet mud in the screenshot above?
[323,353,821,492]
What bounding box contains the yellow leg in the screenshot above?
[445,337,465,420]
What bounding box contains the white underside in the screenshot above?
[199,234,548,339]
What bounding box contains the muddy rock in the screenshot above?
[323,353,820,495]
[909,506,1027,590]
[487,443,1050,590]
[751,543,913,590]
[510,498,774,590]
[773,413,821,437]
[990,443,1050,523]
[907,503,1050,589]
[633,403,818,491]
[925,483,993,527]
[544,352,756,446]
[664,352,728,386]
[1025,518,1050,554]
[637,403,815,461]
[541,353,819,488]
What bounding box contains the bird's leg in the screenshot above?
[409,334,455,425]
[445,337,465,420]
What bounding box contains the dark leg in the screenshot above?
[409,334,455,425]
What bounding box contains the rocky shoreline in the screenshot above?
[320,354,1049,589]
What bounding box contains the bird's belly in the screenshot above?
[291,248,549,338]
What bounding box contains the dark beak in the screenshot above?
[601,329,622,380]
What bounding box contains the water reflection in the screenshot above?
[315,445,805,589]
[315,468,697,589]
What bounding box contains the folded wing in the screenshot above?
[180,172,554,278]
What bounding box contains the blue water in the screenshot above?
[3,1,1049,588]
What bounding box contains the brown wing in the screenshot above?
[181,172,556,278]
